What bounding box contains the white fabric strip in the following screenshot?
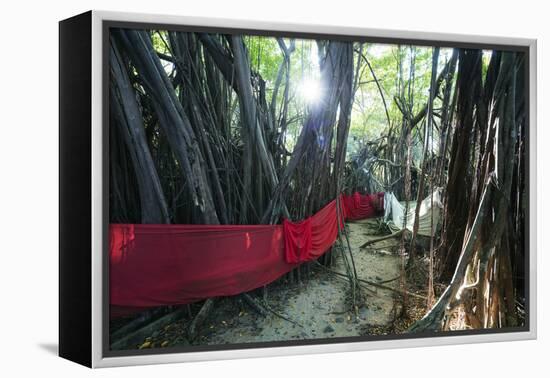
[383,189,442,236]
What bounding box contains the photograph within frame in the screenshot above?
[103,20,530,358]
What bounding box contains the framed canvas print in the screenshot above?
[59,10,537,368]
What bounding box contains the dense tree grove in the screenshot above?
[109,28,526,345]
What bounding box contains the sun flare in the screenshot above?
[298,78,322,104]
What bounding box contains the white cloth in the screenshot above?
[384,189,442,236]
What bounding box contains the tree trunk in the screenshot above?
[110,39,170,224]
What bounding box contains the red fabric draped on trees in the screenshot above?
[341,192,384,220]
[283,199,343,263]
[110,224,293,317]
[110,192,383,317]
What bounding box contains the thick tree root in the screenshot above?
[360,229,405,248]
[110,307,186,350]
[110,308,164,343]
[407,286,451,332]
[242,293,304,328]
[188,298,216,340]
[241,293,268,316]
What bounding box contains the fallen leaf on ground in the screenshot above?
[139,341,152,349]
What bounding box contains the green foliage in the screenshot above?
[143,31,460,162]
[150,30,171,55]
[245,36,283,84]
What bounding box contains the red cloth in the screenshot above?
[110,192,382,317]
[341,192,384,220]
[283,218,312,263]
[110,224,296,317]
[282,199,344,263]
[282,193,383,263]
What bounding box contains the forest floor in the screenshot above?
[195,219,401,346]
[135,218,409,349]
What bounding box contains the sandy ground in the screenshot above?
[180,218,401,347]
